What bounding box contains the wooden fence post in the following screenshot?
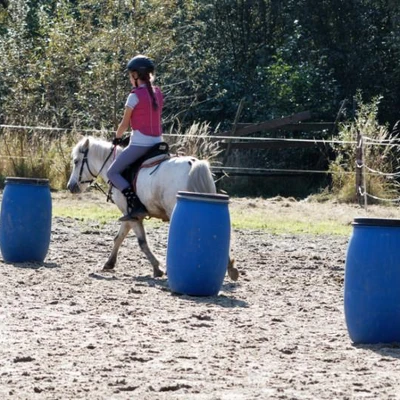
[223,98,245,166]
[361,135,368,210]
[355,129,367,209]
[355,129,362,204]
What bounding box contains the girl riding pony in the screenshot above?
[107,55,164,221]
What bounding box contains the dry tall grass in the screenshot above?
[0,128,78,189]
[168,120,223,162]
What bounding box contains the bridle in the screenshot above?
[77,145,116,197]
[78,148,98,185]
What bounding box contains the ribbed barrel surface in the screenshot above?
[166,191,230,296]
[0,177,52,263]
[345,218,400,343]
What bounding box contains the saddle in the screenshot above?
[121,141,170,183]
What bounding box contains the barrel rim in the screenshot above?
[5,177,50,186]
[176,191,229,203]
[352,217,400,227]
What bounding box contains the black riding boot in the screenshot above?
[119,187,148,221]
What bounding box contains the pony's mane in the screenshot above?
[72,136,113,160]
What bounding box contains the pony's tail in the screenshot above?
[187,160,216,193]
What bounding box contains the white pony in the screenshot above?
[67,136,239,280]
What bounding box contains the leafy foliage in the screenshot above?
[1,0,400,197]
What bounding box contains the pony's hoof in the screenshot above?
[228,267,239,281]
[153,268,164,278]
[102,264,115,271]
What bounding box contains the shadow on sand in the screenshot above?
[353,342,400,360]
[5,260,60,269]
[133,275,248,308]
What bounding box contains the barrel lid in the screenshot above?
[177,191,229,203]
[352,217,400,227]
[5,177,50,186]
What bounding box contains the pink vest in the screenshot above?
[130,86,163,136]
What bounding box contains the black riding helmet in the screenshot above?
[126,55,155,75]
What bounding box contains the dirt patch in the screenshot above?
[1,196,400,399]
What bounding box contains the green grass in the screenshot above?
[53,203,120,225]
[52,200,164,228]
[230,211,351,236]
[53,200,351,236]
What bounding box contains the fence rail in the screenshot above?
[210,166,332,177]
[1,122,399,208]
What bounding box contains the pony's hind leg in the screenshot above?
[131,220,164,278]
[103,222,131,270]
[227,257,239,281]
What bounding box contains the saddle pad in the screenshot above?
[121,142,169,183]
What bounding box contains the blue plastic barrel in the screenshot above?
[344,217,400,344]
[166,191,231,296]
[0,177,52,263]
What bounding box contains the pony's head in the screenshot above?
[67,136,104,194]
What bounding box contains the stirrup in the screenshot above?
[118,206,148,222]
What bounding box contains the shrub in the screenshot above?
[329,94,400,203]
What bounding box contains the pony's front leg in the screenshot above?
[103,221,131,270]
[130,220,164,278]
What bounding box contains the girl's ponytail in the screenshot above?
[144,76,158,110]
